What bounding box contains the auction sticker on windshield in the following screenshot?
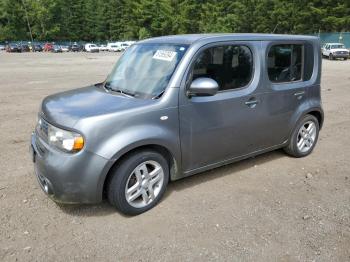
[153,50,177,62]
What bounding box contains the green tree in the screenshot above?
[0,0,349,42]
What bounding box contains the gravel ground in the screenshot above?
[0,52,349,262]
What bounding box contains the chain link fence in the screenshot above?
[314,32,350,48]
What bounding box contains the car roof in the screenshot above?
[138,33,319,45]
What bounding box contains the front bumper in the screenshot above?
[332,53,349,58]
[30,132,111,204]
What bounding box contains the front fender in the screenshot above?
[73,100,182,200]
[93,123,182,201]
[101,124,181,163]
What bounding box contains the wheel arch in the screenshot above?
[306,109,324,129]
[287,105,324,143]
[100,143,180,201]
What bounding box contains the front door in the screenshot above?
[179,43,266,172]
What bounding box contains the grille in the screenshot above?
[336,51,348,55]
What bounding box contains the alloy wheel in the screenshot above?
[124,160,164,208]
[297,120,317,153]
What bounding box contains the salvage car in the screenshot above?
[6,43,21,53]
[32,44,43,52]
[61,45,70,52]
[43,43,53,52]
[20,44,30,52]
[51,45,62,53]
[322,43,349,60]
[70,43,82,52]
[31,34,324,215]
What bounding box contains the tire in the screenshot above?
[329,53,333,60]
[344,57,347,61]
[107,150,169,215]
[284,114,319,158]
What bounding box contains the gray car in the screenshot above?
[30,34,324,215]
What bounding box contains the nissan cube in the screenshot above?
[30,34,324,215]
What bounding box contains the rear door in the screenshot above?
[263,41,315,145]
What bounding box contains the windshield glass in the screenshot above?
[105,43,188,99]
[331,44,345,49]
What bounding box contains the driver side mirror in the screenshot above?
[187,77,219,97]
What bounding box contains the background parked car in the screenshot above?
[6,44,21,53]
[70,43,82,52]
[99,44,108,51]
[322,43,349,60]
[119,42,129,51]
[84,43,99,52]
[107,42,122,52]
[20,44,30,52]
[32,44,43,52]
[60,45,70,52]
[51,45,62,53]
[43,43,53,52]
[0,44,5,51]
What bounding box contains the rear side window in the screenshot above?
[192,45,253,91]
[268,43,314,83]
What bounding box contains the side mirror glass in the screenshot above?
[188,77,219,97]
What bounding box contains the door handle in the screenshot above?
[294,91,305,100]
[245,99,259,108]
[294,91,305,96]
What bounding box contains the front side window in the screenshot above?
[105,43,188,99]
[268,44,303,83]
[191,45,253,91]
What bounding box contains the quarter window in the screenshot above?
[191,45,253,91]
[268,44,303,83]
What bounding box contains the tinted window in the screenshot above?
[192,45,253,91]
[268,44,303,83]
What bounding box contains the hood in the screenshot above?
[41,85,153,127]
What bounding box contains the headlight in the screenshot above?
[47,124,84,153]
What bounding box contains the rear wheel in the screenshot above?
[107,150,169,215]
[284,114,319,158]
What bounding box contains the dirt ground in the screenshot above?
[0,51,349,262]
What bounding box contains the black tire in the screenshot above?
[329,53,333,60]
[344,57,348,61]
[107,150,169,215]
[284,114,320,158]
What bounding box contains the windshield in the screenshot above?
[105,43,188,99]
[331,44,345,49]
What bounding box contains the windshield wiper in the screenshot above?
[104,82,135,97]
[152,90,165,99]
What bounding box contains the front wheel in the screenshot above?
[284,114,319,158]
[329,53,334,60]
[107,150,169,215]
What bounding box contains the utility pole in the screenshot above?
[21,0,34,43]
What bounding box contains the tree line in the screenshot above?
[0,0,349,42]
